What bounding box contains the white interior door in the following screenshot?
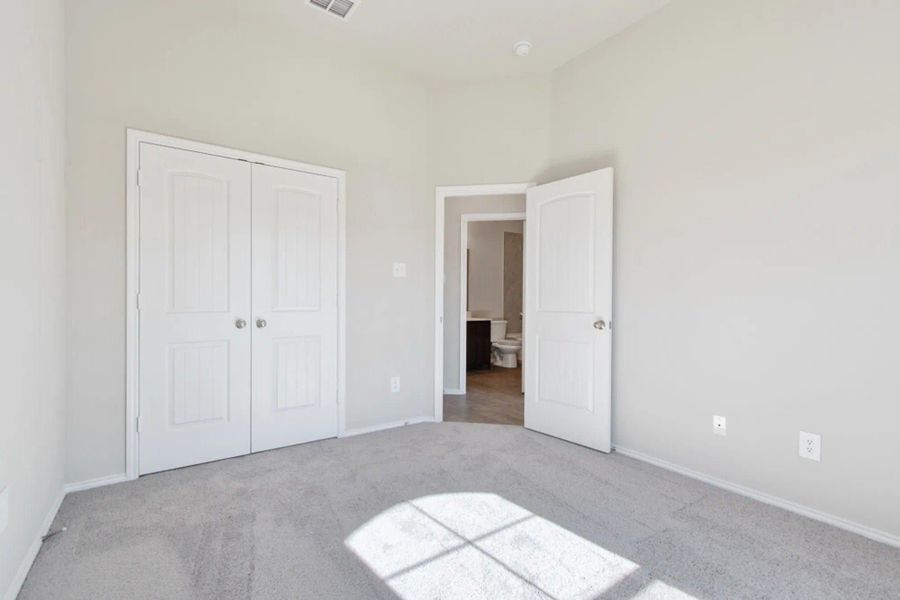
[524,169,613,452]
[251,164,339,452]
[138,144,252,474]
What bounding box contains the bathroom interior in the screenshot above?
[443,197,525,425]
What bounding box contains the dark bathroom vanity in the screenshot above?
[466,319,492,371]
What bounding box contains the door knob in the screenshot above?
[235,318,247,329]
[256,318,267,329]
[593,319,607,330]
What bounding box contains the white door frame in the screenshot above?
[434,183,534,421]
[125,128,347,480]
[455,212,525,394]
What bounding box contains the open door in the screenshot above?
[523,169,613,452]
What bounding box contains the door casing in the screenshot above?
[125,128,346,480]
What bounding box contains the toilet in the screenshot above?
[490,320,522,368]
[507,332,523,362]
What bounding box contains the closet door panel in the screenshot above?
[138,144,252,474]
[251,164,339,452]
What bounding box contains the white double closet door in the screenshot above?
[138,143,338,475]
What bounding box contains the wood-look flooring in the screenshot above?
[444,366,523,426]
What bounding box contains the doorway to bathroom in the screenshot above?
[434,171,613,450]
[434,183,530,425]
[448,212,525,425]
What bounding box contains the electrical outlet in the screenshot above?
[390,376,401,393]
[799,431,821,461]
[392,262,407,278]
[713,415,727,436]
[0,487,9,535]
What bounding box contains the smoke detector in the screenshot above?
[513,41,532,57]
[308,0,360,20]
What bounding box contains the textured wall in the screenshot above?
[0,0,67,595]
[467,220,524,321]
[548,0,900,537]
[503,232,524,333]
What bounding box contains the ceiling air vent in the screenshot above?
[308,0,360,20]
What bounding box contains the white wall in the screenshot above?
[65,0,432,482]
[428,76,551,186]
[0,0,67,596]
[443,196,525,391]
[547,0,900,537]
[467,220,524,320]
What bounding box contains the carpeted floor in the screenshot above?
[20,423,900,599]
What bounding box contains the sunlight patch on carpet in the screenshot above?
[345,492,686,599]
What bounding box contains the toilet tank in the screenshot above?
[490,320,508,342]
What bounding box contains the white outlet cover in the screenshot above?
[0,487,9,535]
[713,415,727,436]
[390,376,401,393]
[392,262,407,278]
[799,431,821,461]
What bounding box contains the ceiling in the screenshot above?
[227,0,670,83]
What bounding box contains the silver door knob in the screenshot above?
[235,318,247,329]
[256,318,267,329]
[593,319,607,330]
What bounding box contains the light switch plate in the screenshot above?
[392,262,407,278]
[0,487,9,535]
[713,415,727,436]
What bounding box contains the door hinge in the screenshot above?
[136,416,142,433]
[136,169,144,188]
[136,293,142,311]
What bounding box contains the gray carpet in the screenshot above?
[20,423,900,599]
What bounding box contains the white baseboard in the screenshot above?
[4,472,133,600]
[63,473,130,494]
[4,488,65,600]
[443,388,465,395]
[340,416,435,438]
[613,445,900,549]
